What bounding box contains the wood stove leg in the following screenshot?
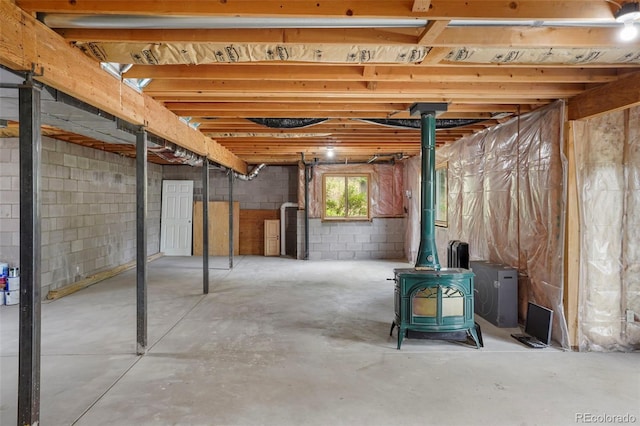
[475,322,484,348]
[467,324,483,349]
[389,321,396,336]
[397,327,404,350]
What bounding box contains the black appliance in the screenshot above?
[447,240,469,269]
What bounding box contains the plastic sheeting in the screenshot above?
[405,101,568,348]
[573,106,640,352]
[297,163,404,218]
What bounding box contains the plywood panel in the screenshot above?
[193,201,239,256]
[239,210,279,255]
[264,219,281,256]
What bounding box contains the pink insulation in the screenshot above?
[574,105,640,351]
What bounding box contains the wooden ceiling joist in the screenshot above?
[144,80,586,97]
[6,0,639,166]
[0,0,247,173]
[125,64,621,84]
[568,70,640,120]
[57,26,634,49]
[16,0,614,20]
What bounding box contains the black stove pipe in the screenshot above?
[413,107,444,270]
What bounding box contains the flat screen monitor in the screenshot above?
[525,302,553,345]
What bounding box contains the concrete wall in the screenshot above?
[163,164,298,209]
[296,163,406,261]
[298,213,405,260]
[164,164,299,256]
[0,137,162,297]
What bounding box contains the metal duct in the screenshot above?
[39,14,618,30]
[40,14,428,29]
[0,66,201,166]
[359,118,485,129]
[248,118,328,129]
[234,163,266,181]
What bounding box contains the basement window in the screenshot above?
[322,174,371,221]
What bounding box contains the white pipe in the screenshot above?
[280,202,298,256]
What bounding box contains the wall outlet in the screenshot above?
[626,309,635,323]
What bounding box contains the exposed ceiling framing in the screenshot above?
[3,0,640,166]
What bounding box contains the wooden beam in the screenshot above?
[568,71,640,120]
[170,97,524,114]
[125,64,621,84]
[412,0,431,13]
[420,46,452,64]
[144,79,586,97]
[47,253,164,300]
[17,0,614,20]
[164,102,411,112]
[417,20,449,45]
[0,0,247,174]
[433,26,639,48]
[56,26,636,48]
[177,110,494,119]
[564,120,581,349]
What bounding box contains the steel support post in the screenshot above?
[136,129,148,355]
[17,75,42,426]
[228,171,234,269]
[304,165,310,260]
[202,160,209,294]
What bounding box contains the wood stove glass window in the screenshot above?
[412,286,465,320]
[412,287,437,317]
[441,287,464,317]
[322,174,370,221]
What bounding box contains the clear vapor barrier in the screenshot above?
[405,101,568,348]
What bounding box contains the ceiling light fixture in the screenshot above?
[326,147,335,158]
[615,1,640,41]
[620,20,639,40]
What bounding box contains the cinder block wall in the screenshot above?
[297,214,405,260]
[164,164,299,257]
[0,137,162,297]
[163,164,298,209]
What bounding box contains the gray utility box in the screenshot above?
[469,261,518,328]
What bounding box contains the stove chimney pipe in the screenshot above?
[409,102,448,270]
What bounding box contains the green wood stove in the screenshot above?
[390,103,482,350]
[391,268,481,349]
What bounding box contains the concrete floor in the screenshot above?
[1,256,638,426]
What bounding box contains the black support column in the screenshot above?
[17,75,42,426]
[304,165,310,260]
[136,128,148,355]
[202,160,209,294]
[228,171,234,269]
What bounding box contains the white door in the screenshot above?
[160,180,194,256]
